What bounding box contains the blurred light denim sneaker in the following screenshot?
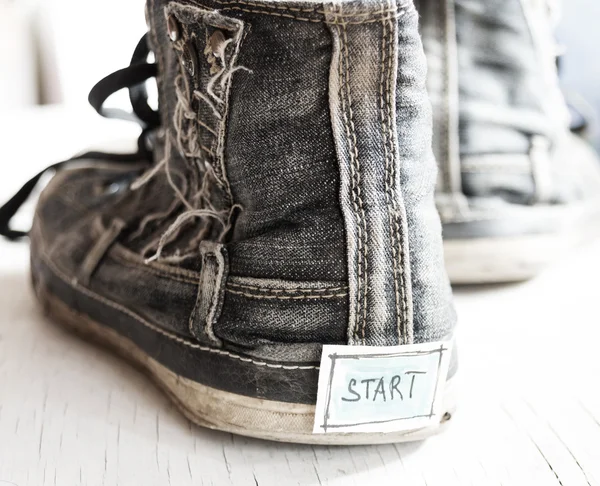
[420,0,600,284]
[0,0,457,444]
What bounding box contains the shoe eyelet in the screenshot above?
[208,30,227,59]
[105,182,122,195]
[96,179,129,197]
[167,15,181,42]
[181,43,199,79]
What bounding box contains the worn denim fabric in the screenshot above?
[421,0,600,225]
[30,0,456,392]
[456,0,567,158]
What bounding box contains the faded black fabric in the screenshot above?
[10,0,456,381]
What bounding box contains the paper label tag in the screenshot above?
[313,341,452,434]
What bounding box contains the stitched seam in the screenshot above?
[340,19,365,345]
[179,0,407,24]
[108,250,349,295]
[213,0,320,13]
[346,23,369,346]
[217,6,404,25]
[336,12,368,345]
[212,5,323,22]
[441,0,451,193]
[39,252,319,370]
[329,14,404,25]
[189,250,209,338]
[379,4,403,344]
[333,20,359,343]
[435,0,462,195]
[427,0,452,195]
[327,13,402,25]
[226,289,348,300]
[212,0,407,19]
[112,244,201,280]
[327,8,399,18]
[215,0,400,16]
[390,9,410,344]
[387,5,409,343]
[214,6,314,22]
[205,247,227,345]
[334,19,356,340]
[112,251,200,285]
[227,282,348,294]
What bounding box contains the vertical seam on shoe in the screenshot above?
[396,10,411,343]
[440,0,450,192]
[390,4,410,343]
[330,13,359,344]
[188,242,228,346]
[343,21,369,346]
[438,0,461,198]
[380,1,405,345]
[205,245,228,345]
[335,10,369,345]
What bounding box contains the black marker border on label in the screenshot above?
[320,345,447,432]
[321,353,338,433]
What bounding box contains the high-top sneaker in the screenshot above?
[421,0,600,284]
[0,0,456,444]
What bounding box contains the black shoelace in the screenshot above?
[0,34,160,242]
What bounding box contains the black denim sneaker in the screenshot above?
[420,0,600,284]
[1,0,457,444]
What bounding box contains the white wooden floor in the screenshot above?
[1,107,600,485]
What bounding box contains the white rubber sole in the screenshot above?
[444,233,567,284]
[444,200,600,284]
[41,290,456,445]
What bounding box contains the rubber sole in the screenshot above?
[443,201,600,285]
[444,233,567,284]
[39,288,456,445]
